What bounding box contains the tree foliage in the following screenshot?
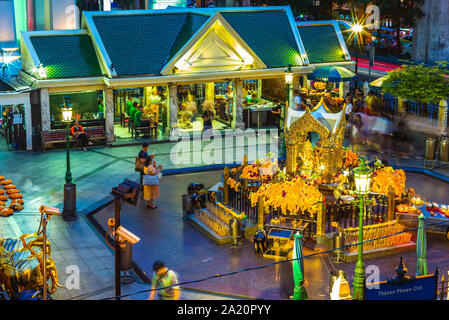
[382,62,449,103]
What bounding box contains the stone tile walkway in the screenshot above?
[0,135,278,300]
[0,125,449,300]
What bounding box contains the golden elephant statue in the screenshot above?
[0,233,62,298]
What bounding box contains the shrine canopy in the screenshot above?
[287,98,345,134]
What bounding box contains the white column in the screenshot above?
[40,88,51,132]
[104,87,116,142]
[168,83,179,137]
[24,98,32,150]
[233,79,244,130]
[257,79,262,99]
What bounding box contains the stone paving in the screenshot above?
[0,135,277,300]
[1,126,449,300]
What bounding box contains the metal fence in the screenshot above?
[325,194,389,233]
[381,94,445,129]
[438,272,449,300]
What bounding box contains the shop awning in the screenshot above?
[308,65,356,82]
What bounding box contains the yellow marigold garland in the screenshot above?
[371,167,406,197]
[249,178,323,216]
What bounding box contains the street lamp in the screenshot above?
[61,97,77,221]
[284,64,293,131]
[312,0,320,20]
[352,23,363,89]
[352,158,372,300]
[282,65,294,158]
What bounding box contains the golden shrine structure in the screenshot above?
[285,98,346,183]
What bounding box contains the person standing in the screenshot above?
[292,90,301,111]
[271,99,282,131]
[344,96,353,121]
[202,107,214,133]
[125,96,134,116]
[129,102,138,122]
[98,99,104,118]
[136,143,149,185]
[148,261,180,300]
[143,155,160,209]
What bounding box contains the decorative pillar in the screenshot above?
[168,83,179,136]
[316,202,326,245]
[387,185,395,221]
[438,99,448,134]
[24,98,32,150]
[257,79,263,98]
[257,195,265,230]
[205,82,214,102]
[104,87,116,142]
[343,81,350,97]
[286,141,297,175]
[397,97,405,113]
[40,88,51,132]
[223,167,230,204]
[233,79,244,129]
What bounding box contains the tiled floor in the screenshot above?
[1,124,449,300]
[0,134,279,300]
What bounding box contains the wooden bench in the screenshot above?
[84,127,107,144]
[130,122,157,139]
[41,126,106,151]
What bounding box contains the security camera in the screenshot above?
[39,205,61,216]
[116,226,140,244]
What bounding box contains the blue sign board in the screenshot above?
[366,274,438,300]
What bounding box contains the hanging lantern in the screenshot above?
[61,107,73,122]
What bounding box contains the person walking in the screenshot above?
[148,261,180,300]
[292,90,301,111]
[142,155,161,209]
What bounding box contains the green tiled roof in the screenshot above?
[169,13,211,62]
[220,10,302,68]
[92,13,210,76]
[297,24,346,64]
[0,80,15,92]
[30,34,103,79]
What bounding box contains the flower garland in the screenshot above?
[249,177,323,216]
[371,167,406,197]
[342,149,359,169]
[227,177,241,192]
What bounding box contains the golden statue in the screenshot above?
[285,98,346,183]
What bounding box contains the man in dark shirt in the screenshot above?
[271,99,282,131]
[138,142,149,164]
[202,108,214,133]
[137,143,150,185]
